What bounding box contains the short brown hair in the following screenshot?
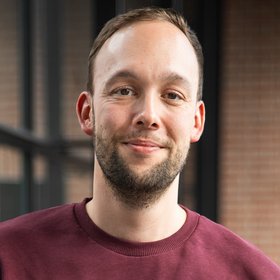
[87,7,204,100]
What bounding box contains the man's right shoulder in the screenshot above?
[0,203,75,242]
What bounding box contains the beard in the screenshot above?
[95,129,189,209]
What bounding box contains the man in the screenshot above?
[0,7,279,279]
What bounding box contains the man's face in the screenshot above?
[90,21,204,208]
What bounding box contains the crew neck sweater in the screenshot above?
[0,198,279,279]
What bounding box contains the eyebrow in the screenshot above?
[104,69,192,94]
[104,70,138,90]
[159,72,192,92]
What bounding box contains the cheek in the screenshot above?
[167,112,194,144]
[95,106,130,135]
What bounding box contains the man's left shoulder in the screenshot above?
[193,212,280,276]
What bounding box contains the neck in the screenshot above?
[86,162,186,242]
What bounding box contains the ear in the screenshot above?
[76,91,93,136]
[190,100,205,143]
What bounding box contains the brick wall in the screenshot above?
[0,0,20,129]
[61,0,93,202]
[0,0,93,211]
[0,0,21,182]
[62,0,92,140]
[219,0,280,264]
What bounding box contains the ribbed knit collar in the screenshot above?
[74,198,199,257]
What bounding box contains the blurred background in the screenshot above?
[0,0,279,264]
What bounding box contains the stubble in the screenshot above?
[95,128,190,209]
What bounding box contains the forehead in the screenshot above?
[94,20,199,94]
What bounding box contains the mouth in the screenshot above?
[122,138,165,154]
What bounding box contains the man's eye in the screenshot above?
[165,92,182,100]
[113,87,135,96]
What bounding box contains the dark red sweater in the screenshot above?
[0,198,279,279]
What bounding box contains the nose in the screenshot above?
[132,93,160,130]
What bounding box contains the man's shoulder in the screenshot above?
[0,203,76,242]
[196,213,260,251]
[191,211,280,274]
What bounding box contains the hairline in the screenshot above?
[87,10,203,101]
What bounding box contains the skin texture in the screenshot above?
[76,20,205,242]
